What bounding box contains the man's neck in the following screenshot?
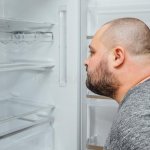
[115,75,150,104]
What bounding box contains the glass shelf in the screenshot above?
[0,60,55,71]
[0,18,55,43]
[0,18,54,32]
[0,31,54,44]
[86,90,113,101]
[0,97,55,139]
[0,123,54,150]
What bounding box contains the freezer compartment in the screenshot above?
[0,121,54,150]
[87,100,118,147]
[0,97,54,140]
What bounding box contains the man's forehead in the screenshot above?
[90,38,106,52]
[94,24,111,39]
[90,24,111,49]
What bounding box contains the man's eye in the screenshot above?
[90,51,95,56]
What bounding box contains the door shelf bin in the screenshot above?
[0,97,55,141]
[87,100,118,147]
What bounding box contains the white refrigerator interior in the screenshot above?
[1,0,150,150]
[81,0,150,149]
[0,0,80,150]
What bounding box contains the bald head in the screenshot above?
[99,18,150,56]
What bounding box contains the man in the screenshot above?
[85,17,150,150]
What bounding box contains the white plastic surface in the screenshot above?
[87,0,150,35]
[87,100,118,146]
[0,97,54,138]
[1,122,54,150]
[0,0,80,150]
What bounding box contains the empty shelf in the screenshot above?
[0,60,55,71]
[0,18,54,43]
[0,18,54,32]
[0,97,55,139]
[0,122,54,150]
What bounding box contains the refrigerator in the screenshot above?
[0,0,149,150]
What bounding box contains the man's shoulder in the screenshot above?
[118,79,150,129]
[120,79,150,112]
[104,80,150,150]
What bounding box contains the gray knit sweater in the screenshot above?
[104,79,150,150]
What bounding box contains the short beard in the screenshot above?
[86,61,120,99]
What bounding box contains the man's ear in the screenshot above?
[112,47,125,68]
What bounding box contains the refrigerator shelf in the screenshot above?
[0,60,55,71]
[87,144,103,150]
[0,18,54,32]
[86,94,111,100]
[0,97,55,140]
[88,4,150,14]
[0,18,54,43]
[86,90,112,101]
[0,31,54,44]
[0,121,54,150]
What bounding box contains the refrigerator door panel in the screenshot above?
[87,0,150,36]
[81,0,150,149]
[87,100,118,147]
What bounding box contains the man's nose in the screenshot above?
[84,58,89,66]
[84,59,88,71]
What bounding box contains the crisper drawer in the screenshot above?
[0,122,54,150]
[0,97,55,150]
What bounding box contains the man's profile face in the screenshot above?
[84,33,120,99]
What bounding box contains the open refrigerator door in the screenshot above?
[81,0,150,149]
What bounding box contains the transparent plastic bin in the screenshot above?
[0,18,54,65]
[0,122,54,150]
[0,97,54,141]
